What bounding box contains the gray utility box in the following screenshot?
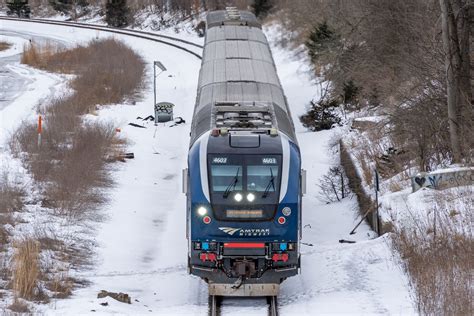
[155,102,175,123]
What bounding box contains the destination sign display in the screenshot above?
[226,209,263,218]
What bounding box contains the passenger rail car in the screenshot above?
[184,8,305,298]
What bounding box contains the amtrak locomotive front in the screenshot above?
[184,8,305,298]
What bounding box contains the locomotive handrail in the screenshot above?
[0,16,203,59]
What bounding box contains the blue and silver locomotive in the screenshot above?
[184,8,305,299]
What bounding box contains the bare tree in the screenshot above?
[438,0,471,163]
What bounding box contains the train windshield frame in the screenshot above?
[208,154,282,221]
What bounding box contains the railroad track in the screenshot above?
[0,16,203,59]
[209,295,279,316]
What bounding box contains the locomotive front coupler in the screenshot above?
[231,276,244,289]
[232,259,256,278]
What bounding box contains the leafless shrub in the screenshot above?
[392,201,473,315]
[0,169,25,215]
[9,121,60,182]
[22,39,145,106]
[388,180,403,192]
[6,37,143,305]
[389,94,452,171]
[8,298,30,313]
[318,166,351,203]
[11,239,40,300]
[45,273,73,299]
[13,38,143,219]
[21,41,63,67]
[0,169,25,250]
[0,41,11,52]
[340,141,377,227]
[275,0,471,167]
[71,39,146,105]
[9,121,39,158]
[359,157,373,187]
[46,122,117,219]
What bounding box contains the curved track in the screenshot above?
[0,16,203,59]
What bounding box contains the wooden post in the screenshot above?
[341,172,345,199]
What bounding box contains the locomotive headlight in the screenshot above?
[247,193,255,202]
[197,206,208,216]
[282,207,292,216]
[234,193,243,202]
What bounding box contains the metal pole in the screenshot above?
[374,169,380,235]
[153,61,167,126]
[341,172,345,199]
[154,62,157,112]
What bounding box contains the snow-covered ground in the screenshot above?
[0,19,416,315]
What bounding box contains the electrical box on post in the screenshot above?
[154,102,175,123]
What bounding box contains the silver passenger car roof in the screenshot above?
[190,10,297,146]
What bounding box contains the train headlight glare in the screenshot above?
[197,206,208,216]
[234,193,243,202]
[247,193,255,202]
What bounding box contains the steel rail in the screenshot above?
[0,16,202,59]
[268,296,279,316]
[209,295,221,316]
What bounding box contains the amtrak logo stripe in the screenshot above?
[219,227,270,236]
[219,227,241,235]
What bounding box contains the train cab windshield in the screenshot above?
[208,155,281,221]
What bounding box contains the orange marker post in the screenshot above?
[38,115,42,148]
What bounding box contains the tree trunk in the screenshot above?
[454,0,473,162]
[439,0,463,163]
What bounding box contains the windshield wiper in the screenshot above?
[262,168,275,198]
[223,167,240,198]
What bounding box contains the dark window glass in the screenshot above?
[210,165,242,192]
[247,165,279,192]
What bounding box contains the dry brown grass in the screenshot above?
[0,169,25,215]
[359,157,373,186]
[11,38,144,219]
[388,180,403,192]
[22,39,145,107]
[0,169,25,251]
[45,273,73,299]
[8,298,30,313]
[12,239,40,300]
[10,120,120,218]
[392,190,473,316]
[5,37,145,308]
[46,122,117,218]
[340,141,378,229]
[0,41,11,52]
[21,42,61,67]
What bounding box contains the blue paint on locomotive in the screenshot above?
[188,137,301,242]
[187,139,208,204]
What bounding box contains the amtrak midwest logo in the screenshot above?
[219,227,271,236]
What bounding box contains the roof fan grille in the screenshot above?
[226,7,241,20]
